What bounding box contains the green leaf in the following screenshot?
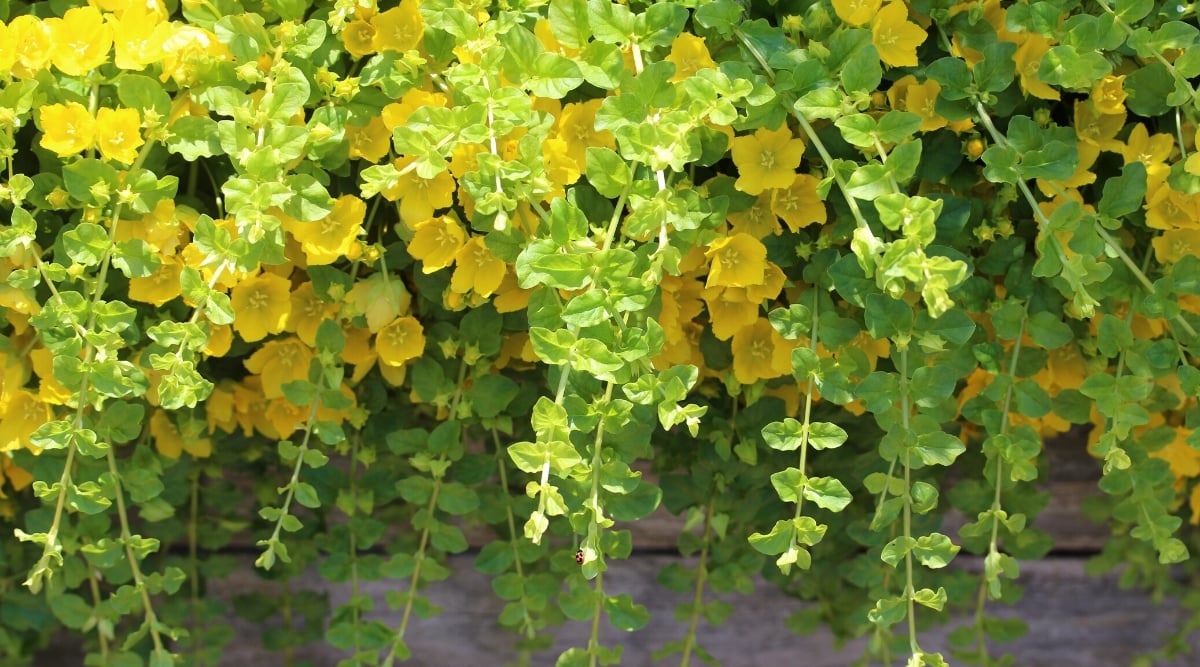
[604,594,650,631]
[804,476,852,512]
[1027,311,1073,349]
[1021,141,1077,181]
[912,431,966,467]
[865,293,913,339]
[913,533,959,568]
[762,418,804,451]
[293,481,321,509]
[973,41,1017,93]
[1037,45,1112,90]
[63,223,111,267]
[1099,161,1147,219]
[912,587,948,611]
[881,536,916,567]
[549,0,591,50]
[585,147,631,198]
[528,52,584,98]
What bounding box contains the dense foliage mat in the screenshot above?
[2,0,1200,665]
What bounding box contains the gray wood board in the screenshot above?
[35,555,1198,667]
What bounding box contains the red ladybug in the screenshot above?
[575,550,584,564]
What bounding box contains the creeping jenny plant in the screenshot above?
[3,0,1200,665]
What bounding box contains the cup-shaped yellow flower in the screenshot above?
[244,337,315,400]
[451,236,507,297]
[1013,34,1060,101]
[729,194,782,239]
[704,233,768,288]
[288,283,339,347]
[702,286,760,341]
[731,318,793,385]
[39,102,96,157]
[0,23,15,75]
[112,1,171,71]
[771,174,827,232]
[832,0,883,27]
[341,20,377,58]
[382,89,449,132]
[231,272,293,342]
[48,7,113,76]
[0,456,33,497]
[129,256,183,306]
[0,390,51,452]
[409,215,467,273]
[284,195,366,265]
[557,100,613,169]
[346,117,392,163]
[150,409,212,459]
[1073,101,1125,153]
[383,156,457,226]
[96,107,145,164]
[665,33,717,82]
[1153,229,1200,264]
[9,15,53,79]
[731,125,805,195]
[1091,75,1128,115]
[371,0,424,53]
[872,2,927,68]
[375,316,426,367]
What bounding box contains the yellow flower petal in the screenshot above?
[39,102,95,157]
[731,125,805,196]
[872,2,927,68]
[705,233,768,288]
[375,316,426,367]
[231,272,293,342]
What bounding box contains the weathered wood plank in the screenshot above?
[35,554,1197,666]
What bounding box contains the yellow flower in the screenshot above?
[206,381,237,434]
[1122,123,1174,185]
[1146,183,1200,230]
[660,275,705,345]
[729,194,782,238]
[1152,229,1200,264]
[382,88,449,132]
[230,272,293,342]
[543,137,582,195]
[771,174,827,232]
[1014,34,1060,101]
[705,233,768,288]
[29,348,72,406]
[129,255,183,306]
[382,156,457,226]
[96,107,144,164]
[8,15,53,79]
[345,116,392,163]
[341,321,378,382]
[371,0,424,53]
[731,318,793,385]
[409,215,467,273]
[905,79,948,132]
[0,390,51,452]
[150,409,212,459]
[451,236,507,296]
[555,99,613,170]
[244,337,314,399]
[493,272,533,313]
[1152,429,1200,480]
[287,282,339,346]
[872,2,927,68]
[39,103,96,157]
[266,398,307,439]
[731,125,805,195]
[345,272,412,332]
[1073,101,1125,153]
[1091,75,1127,115]
[159,24,233,87]
[283,195,366,265]
[665,33,716,82]
[0,22,15,75]
[0,455,33,497]
[832,0,883,27]
[702,286,761,340]
[341,20,377,58]
[375,316,426,366]
[204,323,232,357]
[112,1,171,70]
[48,6,112,76]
